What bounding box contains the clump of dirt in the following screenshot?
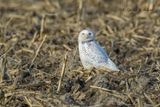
[0,0,160,106]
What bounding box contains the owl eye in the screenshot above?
[88,32,92,36]
[82,33,85,35]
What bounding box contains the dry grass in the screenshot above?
[0,0,160,106]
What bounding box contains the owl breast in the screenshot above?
[79,41,109,68]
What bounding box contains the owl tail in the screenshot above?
[106,58,120,71]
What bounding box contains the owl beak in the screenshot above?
[86,34,90,39]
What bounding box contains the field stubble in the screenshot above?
[0,0,160,106]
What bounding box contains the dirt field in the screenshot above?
[0,0,160,107]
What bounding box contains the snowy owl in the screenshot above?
[78,29,119,71]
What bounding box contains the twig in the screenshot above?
[148,0,153,11]
[30,34,47,68]
[5,91,42,97]
[0,57,10,82]
[85,76,93,82]
[0,37,17,59]
[57,52,68,93]
[77,0,85,22]
[106,25,114,34]
[29,31,38,48]
[24,96,33,107]
[4,17,13,35]
[77,0,83,21]
[4,95,14,105]
[34,96,51,107]
[0,46,13,60]
[106,14,124,22]
[15,48,34,54]
[137,98,143,107]
[132,34,152,40]
[63,44,72,51]
[90,85,126,100]
[40,15,45,39]
[127,93,136,106]
[43,0,53,8]
[144,93,155,106]
[154,103,160,107]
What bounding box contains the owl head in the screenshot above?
[78,29,95,43]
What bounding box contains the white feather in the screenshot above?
[78,29,119,71]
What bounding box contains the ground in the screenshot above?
[0,0,160,107]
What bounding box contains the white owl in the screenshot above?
[78,29,119,71]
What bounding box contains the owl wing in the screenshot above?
[84,41,119,71]
[96,42,109,58]
[84,41,108,65]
